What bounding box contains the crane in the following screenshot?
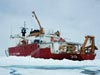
[32,11,44,34]
[80,35,98,54]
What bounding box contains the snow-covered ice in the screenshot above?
[0,56,100,75]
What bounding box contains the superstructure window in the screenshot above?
[34,40,40,44]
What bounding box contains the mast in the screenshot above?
[21,21,27,37]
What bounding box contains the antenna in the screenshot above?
[10,25,13,38]
[24,21,27,28]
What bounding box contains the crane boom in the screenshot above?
[32,11,44,34]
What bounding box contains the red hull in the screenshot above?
[8,44,38,56]
[31,48,95,60]
[8,44,95,61]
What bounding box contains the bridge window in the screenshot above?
[34,40,40,44]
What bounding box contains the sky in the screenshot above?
[0,0,100,58]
